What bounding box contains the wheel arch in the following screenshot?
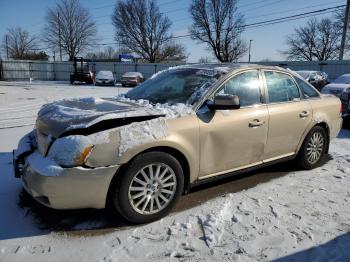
[105,146,191,208]
[297,121,330,155]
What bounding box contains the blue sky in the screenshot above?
[0,0,345,62]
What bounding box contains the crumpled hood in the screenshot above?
[36,97,165,138]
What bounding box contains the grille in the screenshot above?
[122,77,136,80]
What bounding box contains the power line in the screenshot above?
[89,4,344,45]
[244,5,344,28]
[245,0,344,20]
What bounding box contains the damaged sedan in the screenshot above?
[14,64,342,223]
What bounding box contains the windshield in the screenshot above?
[97,71,113,78]
[334,75,350,84]
[124,68,222,104]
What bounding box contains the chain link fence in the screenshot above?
[0,60,180,81]
[1,59,350,82]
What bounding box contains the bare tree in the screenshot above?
[85,46,134,60]
[1,27,38,59]
[86,46,118,60]
[43,0,97,61]
[158,42,188,62]
[189,0,247,62]
[198,56,212,63]
[112,0,186,63]
[283,18,341,61]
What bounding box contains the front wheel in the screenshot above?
[297,126,328,169]
[112,152,184,224]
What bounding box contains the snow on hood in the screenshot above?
[36,96,193,138]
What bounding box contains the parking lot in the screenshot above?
[0,81,349,261]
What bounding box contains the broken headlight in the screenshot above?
[47,135,93,167]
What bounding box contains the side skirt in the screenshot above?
[189,154,296,190]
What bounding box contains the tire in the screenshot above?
[112,152,184,224]
[297,126,328,170]
[121,83,126,87]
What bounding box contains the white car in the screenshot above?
[94,71,115,86]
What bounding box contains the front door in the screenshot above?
[198,70,269,178]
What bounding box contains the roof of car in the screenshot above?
[171,63,286,73]
[295,70,318,73]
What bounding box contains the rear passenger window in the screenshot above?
[216,71,262,107]
[264,71,300,103]
[294,77,319,98]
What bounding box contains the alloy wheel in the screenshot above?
[306,131,324,164]
[128,163,177,215]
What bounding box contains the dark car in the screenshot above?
[295,71,329,91]
[121,72,144,87]
[321,74,350,122]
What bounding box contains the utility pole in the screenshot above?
[339,0,350,60]
[5,35,9,59]
[58,12,62,61]
[248,40,253,63]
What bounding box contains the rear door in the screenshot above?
[262,70,312,160]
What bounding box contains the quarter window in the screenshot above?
[294,77,320,98]
[264,71,300,103]
[216,71,262,107]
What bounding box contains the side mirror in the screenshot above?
[208,94,240,110]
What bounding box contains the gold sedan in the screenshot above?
[14,64,342,224]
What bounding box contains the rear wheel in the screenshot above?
[297,126,327,169]
[112,152,184,224]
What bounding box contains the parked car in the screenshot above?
[121,72,144,87]
[295,70,329,91]
[14,64,342,224]
[321,74,350,121]
[94,71,115,86]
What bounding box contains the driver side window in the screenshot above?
[216,71,262,107]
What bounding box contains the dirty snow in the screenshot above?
[1,81,350,261]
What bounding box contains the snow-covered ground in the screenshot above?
[1,81,350,261]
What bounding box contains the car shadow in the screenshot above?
[0,150,334,240]
[271,232,350,261]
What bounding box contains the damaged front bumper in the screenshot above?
[13,133,120,209]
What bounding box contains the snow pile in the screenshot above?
[38,97,110,122]
[118,118,168,156]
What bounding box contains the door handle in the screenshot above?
[249,119,264,128]
[299,111,310,118]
